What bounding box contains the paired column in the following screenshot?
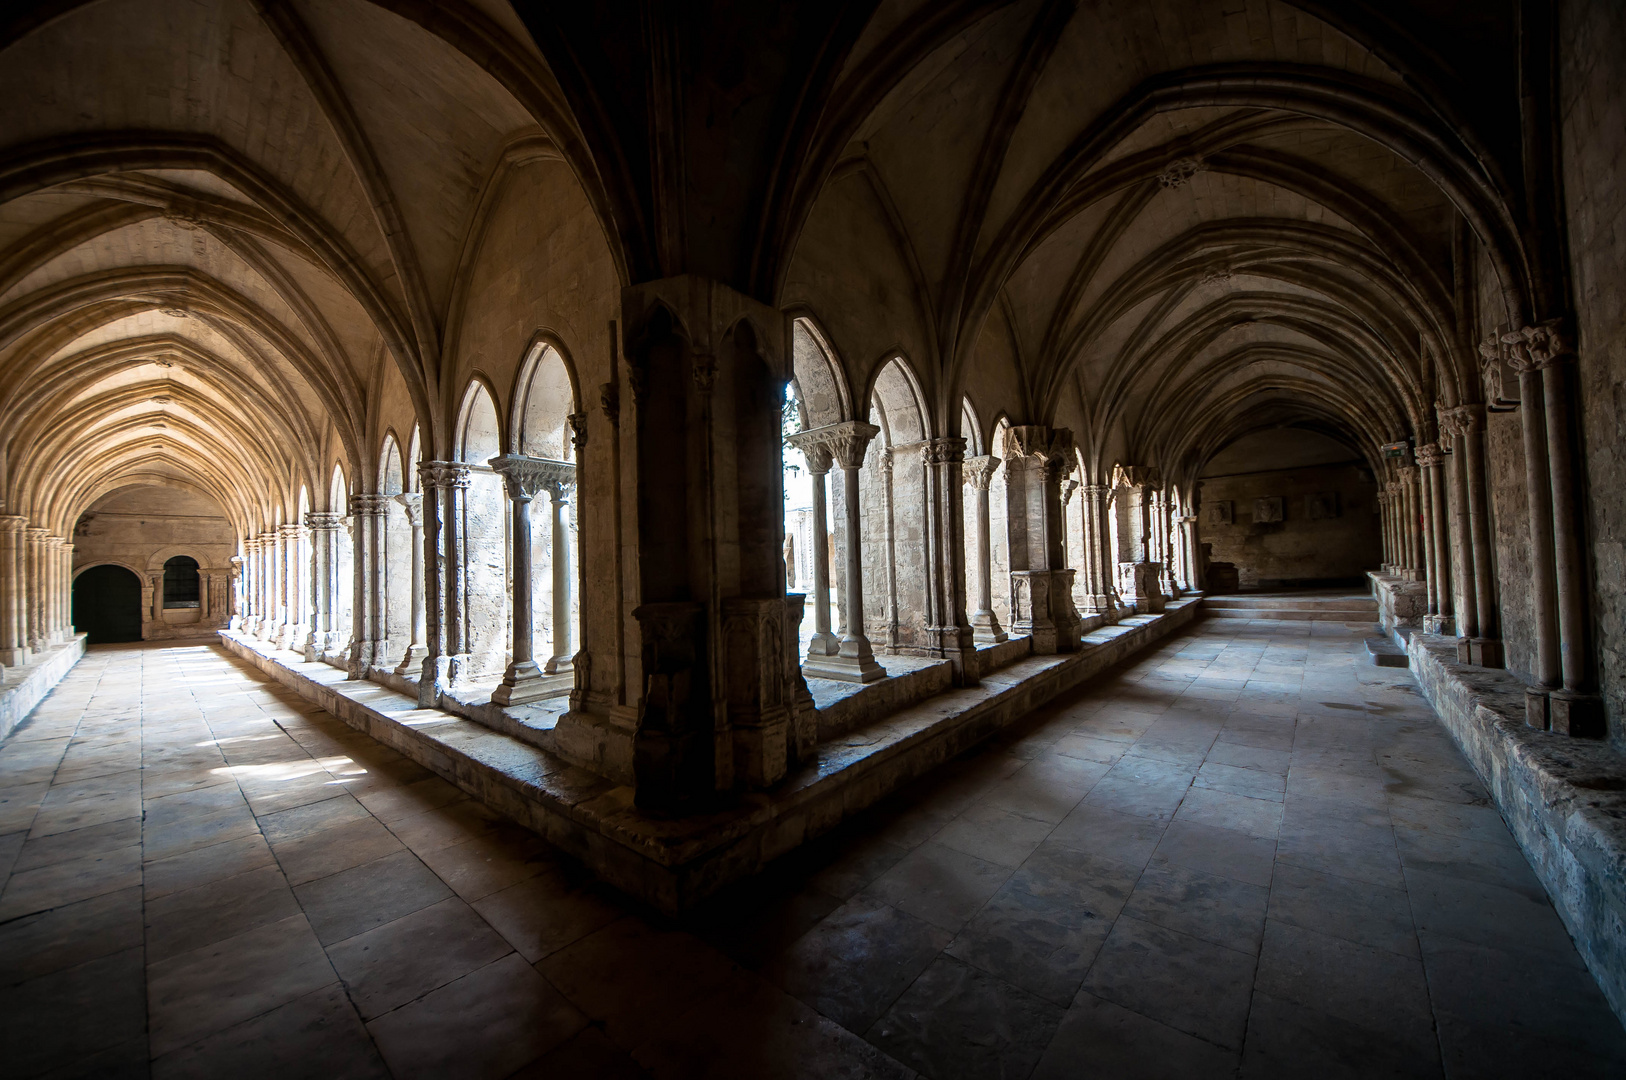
[304,512,343,661]
[798,421,884,682]
[962,455,1006,643]
[1454,402,1503,666]
[488,455,577,706]
[347,494,390,677]
[278,523,308,651]
[921,437,977,682]
[417,462,469,703]
[785,432,841,663]
[1503,323,1602,735]
[1004,426,1083,653]
[1078,484,1119,616]
[391,494,428,676]
[1111,465,1166,615]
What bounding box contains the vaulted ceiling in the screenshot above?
[0,0,1552,533]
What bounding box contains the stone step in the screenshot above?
[1364,636,1409,667]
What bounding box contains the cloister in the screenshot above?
[1,0,1624,1075]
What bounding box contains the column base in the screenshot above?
[804,630,841,661]
[969,610,1007,644]
[731,712,791,789]
[491,660,559,706]
[1525,686,1551,730]
[1550,691,1606,739]
[1465,637,1503,668]
[804,653,887,684]
[1117,562,1166,615]
[393,644,428,677]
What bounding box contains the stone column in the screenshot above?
[347,494,390,678]
[391,494,428,676]
[1459,400,1502,666]
[24,528,45,651]
[1506,322,1603,735]
[1005,426,1084,652]
[490,455,550,705]
[417,462,469,703]
[785,433,840,662]
[962,455,1006,643]
[803,421,885,682]
[0,517,25,666]
[1438,406,1479,658]
[1504,337,1563,726]
[278,523,306,651]
[542,463,578,675]
[1175,515,1199,591]
[1111,465,1166,615]
[921,437,977,683]
[1079,483,1119,615]
[304,512,343,660]
[1379,488,1395,573]
[1418,444,1453,634]
[1397,466,1421,581]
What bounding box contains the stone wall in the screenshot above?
[72,486,235,638]
[1197,462,1380,589]
[1561,0,1626,744]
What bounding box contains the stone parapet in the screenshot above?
[0,634,86,741]
[1407,633,1626,1026]
[218,598,1198,913]
[1369,570,1426,636]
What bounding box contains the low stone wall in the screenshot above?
[1408,634,1626,1024]
[217,598,1199,912]
[0,635,87,740]
[1369,570,1425,637]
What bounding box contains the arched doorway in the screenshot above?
[72,565,143,644]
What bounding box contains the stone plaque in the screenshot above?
[1254,497,1283,523]
[1205,501,1233,526]
[1307,492,1339,520]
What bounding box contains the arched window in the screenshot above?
[163,555,200,607]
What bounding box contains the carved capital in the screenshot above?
[418,460,470,491]
[488,454,577,501]
[787,420,879,471]
[785,429,833,474]
[1437,403,1484,439]
[392,492,423,527]
[921,436,965,466]
[1503,319,1573,370]
[349,493,391,517]
[962,455,1000,491]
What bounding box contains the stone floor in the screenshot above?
[3,620,1625,1079]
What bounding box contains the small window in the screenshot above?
[163,556,200,608]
